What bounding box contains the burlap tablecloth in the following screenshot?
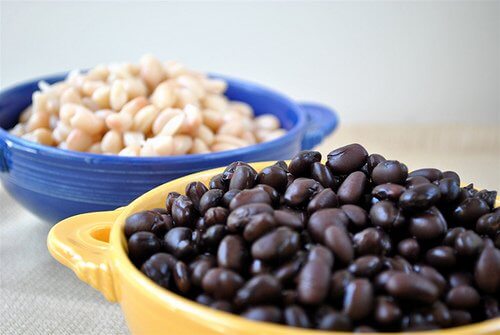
[0,124,498,335]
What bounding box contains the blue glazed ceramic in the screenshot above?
[0,73,338,223]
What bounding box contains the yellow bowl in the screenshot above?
[47,162,500,335]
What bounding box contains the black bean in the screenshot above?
[163,227,195,259]
[385,272,439,304]
[221,189,240,208]
[298,261,331,305]
[273,209,304,230]
[448,272,473,288]
[203,206,228,227]
[196,294,213,306]
[475,189,498,209]
[201,224,226,249]
[185,181,208,212]
[140,253,173,289]
[372,183,406,201]
[125,210,169,238]
[241,306,282,323]
[311,162,340,189]
[341,205,368,230]
[189,255,216,287]
[385,256,413,273]
[414,265,447,296]
[426,246,457,269]
[330,270,353,302]
[409,168,443,182]
[128,232,162,265]
[254,184,280,207]
[209,173,226,191]
[343,279,374,320]
[284,305,311,328]
[202,267,244,300]
[288,150,322,177]
[366,153,386,173]
[308,245,334,268]
[226,203,273,232]
[199,189,224,215]
[443,227,466,246]
[165,192,181,212]
[409,207,447,240]
[337,171,367,204]
[257,165,288,193]
[308,208,349,242]
[229,188,272,211]
[455,230,484,256]
[476,212,500,236]
[446,285,480,309]
[326,143,368,175]
[243,213,277,242]
[453,198,491,227]
[217,235,247,271]
[406,176,431,188]
[369,200,405,230]
[316,310,352,331]
[375,296,402,325]
[449,310,472,327]
[428,301,452,327]
[222,161,256,183]
[372,160,408,185]
[434,178,460,204]
[348,255,383,277]
[399,183,441,211]
[172,261,190,293]
[307,189,338,213]
[284,178,323,207]
[442,170,460,184]
[171,195,196,227]
[397,238,420,262]
[483,296,500,319]
[474,245,500,293]
[249,259,271,276]
[234,274,281,307]
[251,227,300,262]
[229,165,257,190]
[353,227,392,256]
[324,225,354,264]
[273,253,306,284]
[210,300,233,312]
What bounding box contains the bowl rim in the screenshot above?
[109,161,500,335]
[0,72,306,163]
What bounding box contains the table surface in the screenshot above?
[1,124,499,335]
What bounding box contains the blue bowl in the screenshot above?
[0,73,338,223]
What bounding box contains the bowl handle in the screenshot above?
[299,102,339,150]
[47,208,123,302]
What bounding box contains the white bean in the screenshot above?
[133,105,159,134]
[70,106,103,135]
[32,92,48,114]
[152,108,182,135]
[195,124,215,146]
[110,80,129,111]
[217,120,244,137]
[19,106,32,123]
[123,78,148,99]
[26,111,50,132]
[202,94,228,111]
[139,141,158,157]
[120,96,149,116]
[159,113,185,136]
[151,81,176,109]
[105,112,133,132]
[88,142,103,154]
[66,129,93,152]
[202,78,227,95]
[92,85,111,109]
[211,142,239,152]
[52,122,72,143]
[119,145,140,157]
[140,54,166,90]
[254,114,280,131]
[82,80,105,97]
[262,129,286,142]
[190,138,210,154]
[60,87,82,105]
[151,135,174,155]
[172,135,193,155]
[123,131,145,147]
[214,134,248,147]
[202,110,223,131]
[101,130,123,154]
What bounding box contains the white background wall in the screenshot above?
[1,1,499,124]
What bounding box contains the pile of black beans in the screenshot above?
[125,143,500,332]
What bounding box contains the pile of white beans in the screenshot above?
[10,55,285,156]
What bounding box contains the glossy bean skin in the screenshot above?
[189,255,216,286]
[453,198,490,226]
[274,209,304,230]
[375,296,402,325]
[202,267,244,300]
[397,238,420,262]
[408,207,447,240]
[409,168,443,182]
[343,279,374,320]
[199,189,224,215]
[372,183,406,202]
[257,165,288,193]
[234,274,282,307]
[203,207,228,227]
[326,143,368,175]
[386,273,439,304]
[209,173,226,191]
[241,306,282,323]
[254,184,280,207]
[185,181,208,212]
[308,208,349,242]
[324,225,354,264]
[163,227,195,259]
[172,261,190,293]
[243,213,277,242]
[284,305,311,328]
[425,246,457,269]
[454,230,484,256]
[217,235,247,271]
[251,227,300,262]
[298,260,331,305]
[226,203,273,232]
[474,245,500,293]
[128,232,162,265]
[446,286,480,309]
[284,178,324,207]
[369,200,405,230]
[229,188,272,211]
[288,150,321,177]
[311,162,340,189]
[337,171,367,204]
[399,183,441,211]
[371,160,408,185]
[221,189,240,208]
[434,178,460,204]
[140,253,173,289]
[348,255,383,277]
[165,192,180,212]
[229,165,257,190]
[171,195,196,227]
[366,153,386,174]
[353,228,392,256]
[125,210,168,238]
[307,189,339,213]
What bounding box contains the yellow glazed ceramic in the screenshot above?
[48,162,500,335]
